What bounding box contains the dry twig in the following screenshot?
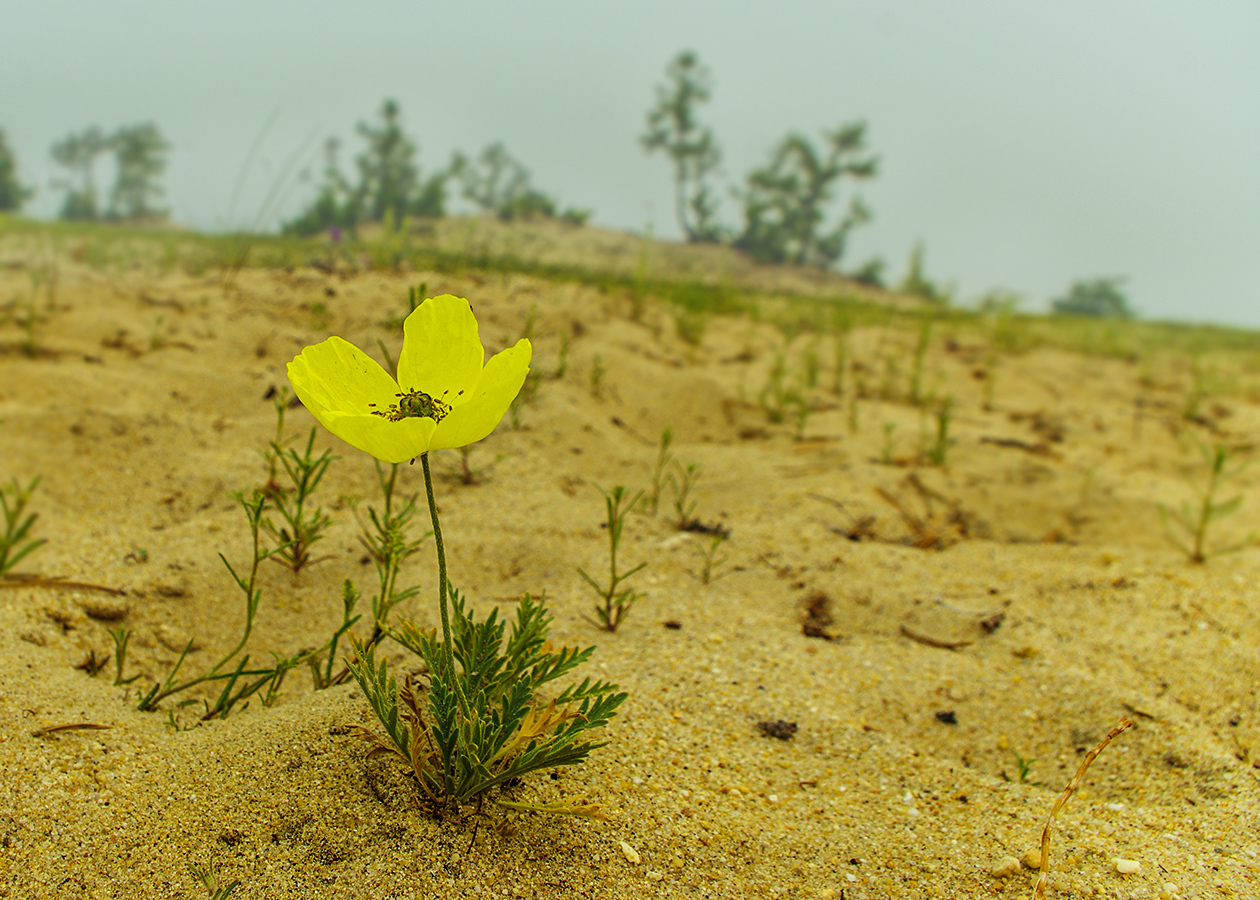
[1032,717,1134,900]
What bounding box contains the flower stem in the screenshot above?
[420,453,466,713]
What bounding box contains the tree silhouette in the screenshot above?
[354,99,417,223]
[641,51,723,242]
[450,141,573,222]
[107,123,170,221]
[735,123,877,268]
[51,127,110,220]
[0,128,32,212]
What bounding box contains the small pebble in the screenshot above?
[992,857,1022,879]
[1021,847,1045,869]
[1114,858,1141,874]
[618,840,640,865]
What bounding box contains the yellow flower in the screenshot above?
[286,294,531,464]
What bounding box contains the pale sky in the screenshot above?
[3,2,1258,327]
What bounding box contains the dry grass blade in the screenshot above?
[874,484,963,550]
[1032,716,1134,900]
[0,577,124,594]
[31,722,111,737]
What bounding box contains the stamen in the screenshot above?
[370,388,451,423]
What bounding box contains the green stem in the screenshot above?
[420,453,468,716]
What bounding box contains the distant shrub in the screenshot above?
[1051,278,1133,319]
[849,257,886,288]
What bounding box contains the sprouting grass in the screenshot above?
[190,860,239,900]
[137,490,305,718]
[109,626,141,686]
[589,353,607,400]
[346,461,427,642]
[554,332,570,378]
[640,426,674,516]
[878,422,898,465]
[1014,751,1039,785]
[261,428,335,574]
[1159,442,1252,564]
[670,460,702,530]
[908,314,933,406]
[578,485,647,632]
[691,533,730,585]
[0,476,47,578]
[921,396,955,466]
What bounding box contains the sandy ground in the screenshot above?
[1,236,1258,899]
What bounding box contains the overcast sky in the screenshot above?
[4,2,1258,327]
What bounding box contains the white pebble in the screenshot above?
[1114,858,1141,874]
[619,841,640,865]
[992,857,1022,879]
[1021,847,1045,869]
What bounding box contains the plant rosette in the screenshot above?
[286,293,531,463]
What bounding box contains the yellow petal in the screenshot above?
[430,338,532,450]
[288,335,398,416]
[396,294,484,404]
[287,336,437,463]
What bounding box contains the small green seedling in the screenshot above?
[1159,442,1252,564]
[670,460,702,529]
[137,491,305,719]
[589,354,607,400]
[908,315,933,406]
[921,396,955,466]
[830,308,851,395]
[640,427,675,516]
[346,461,427,641]
[261,428,335,574]
[554,332,570,379]
[692,533,729,585]
[109,626,141,686]
[260,385,295,488]
[578,485,647,631]
[0,476,46,579]
[387,283,425,331]
[1014,751,1039,785]
[878,422,898,465]
[189,860,239,900]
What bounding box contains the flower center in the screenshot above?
[369,388,451,423]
